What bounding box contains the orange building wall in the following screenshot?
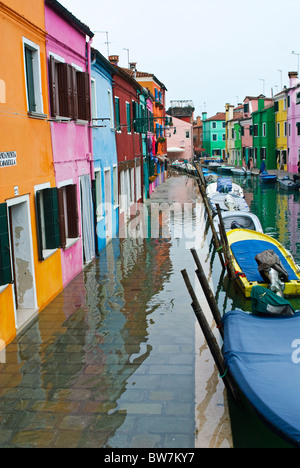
[0,1,63,345]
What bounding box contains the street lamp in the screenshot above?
[278,69,282,90]
[291,51,299,74]
[259,78,265,94]
[122,48,130,68]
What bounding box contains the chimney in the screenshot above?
[129,62,137,79]
[288,71,299,88]
[109,55,119,65]
[202,112,207,121]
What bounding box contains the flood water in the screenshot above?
[0,171,300,448]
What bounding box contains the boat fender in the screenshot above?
[235,271,246,278]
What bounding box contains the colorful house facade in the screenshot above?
[0,0,63,344]
[90,48,119,253]
[202,112,226,158]
[108,56,144,234]
[287,71,300,172]
[252,98,276,170]
[274,89,288,170]
[166,116,193,162]
[45,0,95,287]
[134,69,168,196]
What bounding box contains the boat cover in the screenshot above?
[217,177,232,193]
[223,309,300,447]
[230,239,298,282]
[251,285,295,316]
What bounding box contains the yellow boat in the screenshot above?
[227,228,300,298]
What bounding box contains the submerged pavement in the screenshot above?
[0,174,232,448]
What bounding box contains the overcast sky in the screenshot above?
[59,0,300,118]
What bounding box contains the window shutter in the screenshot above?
[49,56,58,117]
[43,188,60,249]
[35,190,44,261]
[72,67,78,120]
[57,63,70,117]
[25,47,36,112]
[84,73,91,121]
[0,203,12,286]
[115,97,120,130]
[77,72,91,120]
[57,188,66,249]
[66,184,79,238]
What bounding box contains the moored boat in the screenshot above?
[223,296,300,448]
[227,228,300,297]
[206,178,244,198]
[208,193,249,214]
[217,165,234,173]
[231,167,251,176]
[213,210,263,235]
[259,170,277,183]
[278,176,297,191]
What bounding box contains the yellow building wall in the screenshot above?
[275,97,287,170]
[0,1,63,345]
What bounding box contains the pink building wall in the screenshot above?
[287,72,300,172]
[166,116,193,161]
[45,3,94,287]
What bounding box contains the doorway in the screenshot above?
[104,168,112,242]
[7,195,37,330]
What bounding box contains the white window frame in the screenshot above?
[23,37,44,116]
[94,169,103,221]
[57,179,79,249]
[113,164,118,207]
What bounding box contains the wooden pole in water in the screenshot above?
[190,248,224,338]
[181,268,240,405]
[193,163,225,269]
[216,204,236,280]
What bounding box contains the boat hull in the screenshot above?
[213,211,263,234]
[227,228,300,297]
[223,309,300,448]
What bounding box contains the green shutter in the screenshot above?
[35,190,44,261]
[25,47,36,112]
[0,203,12,286]
[126,102,131,132]
[43,188,60,249]
[115,97,120,130]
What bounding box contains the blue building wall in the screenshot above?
[91,49,119,253]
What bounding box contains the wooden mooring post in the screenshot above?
[181,268,241,405]
[190,247,223,338]
[193,163,225,269]
[215,204,236,281]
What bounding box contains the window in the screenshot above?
[274,101,279,112]
[297,122,300,136]
[277,122,280,137]
[57,184,79,249]
[297,92,300,105]
[35,187,60,260]
[253,124,258,136]
[35,183,79,259]
[212,134,217,141]
[95,170,103,219]
[284,121,287,137]
[284,98,287,110]
[108,89,114,129]
[115,97,120,131]
[91,78,97,121]
[49,55,91,121]
[0,203,12,286]
[212,122,216,129]
[262,123,266,137]
[23,38,44,116]
[222,134,225,141]
[113,165,118,206]
[126,102,131,133]
[136,165,141,201]
[186,131,190,138]
[222,121,225,128]
[132,100,138,132]
[244,103,249,114]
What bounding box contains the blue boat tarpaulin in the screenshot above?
[223,310,300,447]
[230,239,298,282]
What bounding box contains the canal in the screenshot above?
[0,171,299,448]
